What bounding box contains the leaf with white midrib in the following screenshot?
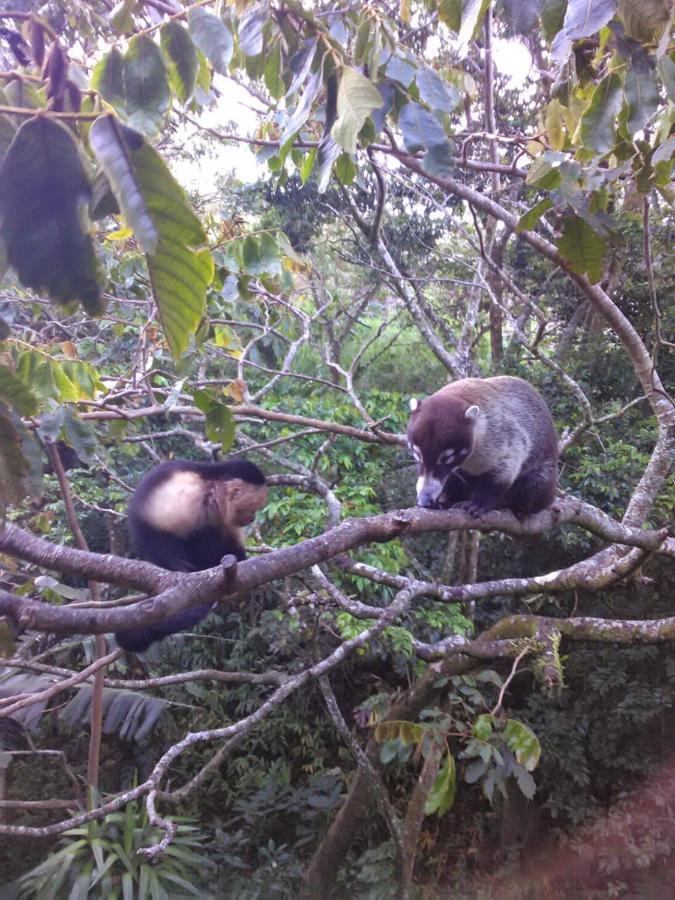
[90,114,213,358]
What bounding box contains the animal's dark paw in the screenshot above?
[452,500,492,518]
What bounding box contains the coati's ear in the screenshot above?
[409,397,420,412]
[465,404,480,420]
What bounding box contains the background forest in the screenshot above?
[0,1,673,897]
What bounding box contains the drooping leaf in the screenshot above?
[580,73,623,153]
[424,754,457,817]
[331,68,383,155]
[91,48,126,112]
[264,41,284,99]
[192,389,235,450]
[238,5,266,57]
[0,364,37,416]
[399,102,454,177]
[438,0,462,31]
[516,198,554,232]
[624,64,660,135]
[335,152,356,185]
[386,55,417,88]
[657,55,675,102]
[123,35,170,134]
[416,64,460,113]
[0,116,103,314]
[540,0,568,42]
[0,404,40,509]
[280,70,322,145]
[90,115,214,358]
[557,214,608,283]
[160,22,198,105]
[504,719,542,772]
[456,0,491,59]
[187,7,233,75]
[563,0,617,40]
[546,97,567,150]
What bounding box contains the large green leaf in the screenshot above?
[399,102,454,177]
[0,404,41,509]
[280,70,322,145]
[331,68,383,155]
[416,64,460,113]
[0,117,103,314]
[624,64,660,135]
[124,35,170,134]
[90,115,214,358]
[160,22,198,104]
[0,363,37,415]
[91,47,125,113]
[188,8,233,76]
[503,719,542,772]
[540,0,568,42]
[564,0,617,40]
[557,214,608,283]
[456,0,491,58]
[579,73,623,153]
[424,753,456,817]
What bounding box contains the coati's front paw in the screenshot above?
[452,500,494,518]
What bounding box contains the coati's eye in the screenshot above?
[437,449,456,465]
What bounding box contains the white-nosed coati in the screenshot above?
[115,459,267,652]
[407,376,558,517]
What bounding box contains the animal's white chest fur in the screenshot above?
[143,471,208,536]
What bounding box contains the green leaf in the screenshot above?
[545,97,567,150]
[0,404,37,508]
[503,719,541,771]
[238,6,265,57]
[579,73,623,153]
[516,197,554,232]
[657,55,675,102]
[424,754,456,817]
[558,215,608,283]
[91,48,126,113]
[473,714,494,742]
[540,0,567,42]
[0,114,16,163]
[90,115,213,358]
[280,70,322,145]
[124,35,170,134]
[624,65,660,135]
[416,64,460,113]
[331,68,383,155]
[399,102,454,177]
[563,0,617,41]
[514,764,537,799]
[299,146,317,184]
[0,117,103,314]
[160,22,198,105]
[187,8,233,76]
[264,42,285,99]
[193,389,235,450]
[456,0,491,59]
[438,0,462,32]
[0,364,37,415]
[335,152,356,185]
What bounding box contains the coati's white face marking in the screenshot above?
[437,448,456,466]
[409,397,419,412]
[416,473,445,505]
[409,443,422,463]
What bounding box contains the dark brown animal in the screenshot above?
[115,459,267,652]
[407,376,558,517]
